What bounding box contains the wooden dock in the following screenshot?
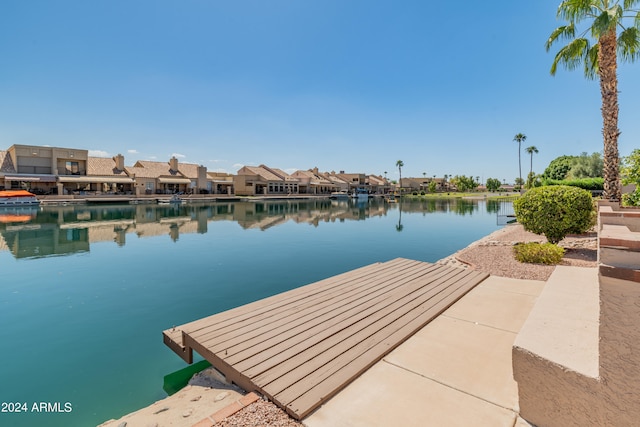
[163,258,489,420]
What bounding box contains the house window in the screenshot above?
[146,182,154,191]
[65,161,80,175]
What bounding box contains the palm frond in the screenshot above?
[546,24,576,51]
[592,9,618,37]
[585,44,599,79]
[624,0,640,10]
[618,26,640,61]
[558,0,599,22]
[551,38,591,75]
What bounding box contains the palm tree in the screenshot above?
[525,146,539,176]
[513,133,527,192]
[396,160,404,194]
[546,1,640,201]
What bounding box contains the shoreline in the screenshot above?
[36,191,517,206]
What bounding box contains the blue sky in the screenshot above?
[1,1,638,184]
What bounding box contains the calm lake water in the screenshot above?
[0,197,504,427]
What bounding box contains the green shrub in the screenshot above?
[622,191,640,207]
[541,177,604,191]
[514,185,594,244]
[513,242,564,265]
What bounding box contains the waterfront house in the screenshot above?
[290,168,337,195]
[0,145,139,195]
[127,157,193,195]
[402,176,451,193]
[207,171,234,195]
[321,171,350,193]
[67,154,135,195]
[0,144,81,194]
[335,171,370,194]
[366,174,391,195]
[234,165,301,196]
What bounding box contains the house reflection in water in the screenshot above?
[0,198,489,259]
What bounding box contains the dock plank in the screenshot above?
[243,265,463,382]
[163,258,488,420]
[187,258,414,340]
[233,264,449,373]
[261,267,472,394]
[208,261,440,359]
[279,270,487,419]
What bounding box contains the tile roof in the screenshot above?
[292,170,333,185]
[125,166,157,179]
[0,151,16,173]
[177,163,200,179]
[131,160,186,178]
[322,172,349,185]
[267,167,298,181]
[87,157,129,176]
[239,166,283,182]
[367,175,387,185]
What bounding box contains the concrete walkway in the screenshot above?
[304,275,544,427]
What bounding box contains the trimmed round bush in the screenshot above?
[514,185,594,244]
[513,242,564,265]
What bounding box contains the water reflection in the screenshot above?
[0,197,499,259]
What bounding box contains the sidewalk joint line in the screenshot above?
[381,359,518,415]
[440,313,520,335]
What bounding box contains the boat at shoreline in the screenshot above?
[158,194,183,205]
[352,188,369,201]
[0,190,40,207]
[329,191,349,200]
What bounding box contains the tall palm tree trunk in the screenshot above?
[599,29,621,201]
[530,153,533,176]
[518,142,522,192]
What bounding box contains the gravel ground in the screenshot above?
[214,399,303,427]
[437,223,597,281]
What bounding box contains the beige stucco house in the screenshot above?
[290,168,337,195]
[234,165,301,196]
[60,154,135,195]
[207,171,234,195]
[127,157,203,195]
[0,144,84,194]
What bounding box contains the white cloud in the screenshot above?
[89,150,110,157]
[232,163,245,169]
[127,149,139,154]
[209,159,226,163]
[171,153,186,159]
[284,168,298,175]
[148,156,157,160]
